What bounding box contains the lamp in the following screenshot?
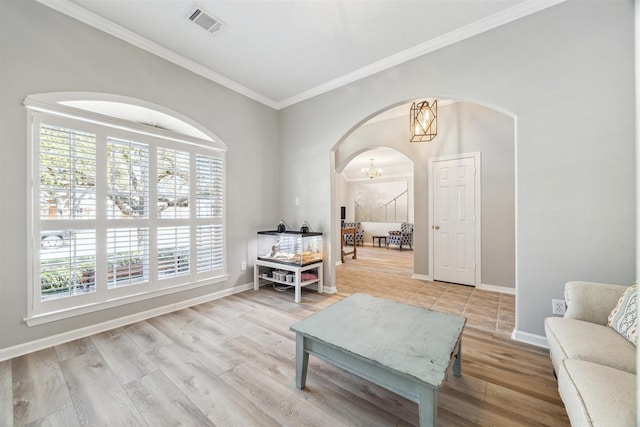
[361,158,382,179]
[410,100,437,142]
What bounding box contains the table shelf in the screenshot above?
[253,259,323,303]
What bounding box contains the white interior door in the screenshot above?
[432,156,478,286]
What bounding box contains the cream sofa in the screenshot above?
[544,281,636,426]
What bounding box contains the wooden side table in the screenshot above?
[372,235,387,247]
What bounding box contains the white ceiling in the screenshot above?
[38,0,564,109]
[341,147,413,182]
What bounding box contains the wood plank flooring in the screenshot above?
[3,246,569,426]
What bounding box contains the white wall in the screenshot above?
[278,0,636,338]
[0,1,279,351]
[345,178,414,222]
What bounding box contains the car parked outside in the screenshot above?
[41,230,76,248]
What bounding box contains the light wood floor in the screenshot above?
[2,246,569,426]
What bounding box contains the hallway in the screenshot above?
[336,245,515,334]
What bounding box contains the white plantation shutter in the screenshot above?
[40,230,96,299]
[39,124,96,220]
[158,148,190,219]
[196,224,223,272]
[196,154,223,218]
[158,226,190,278]
[29,108,226,321]
[38,123,97,300]
[107,137,150,219]
[106,228,149,289]
[106,137,150,291]
[195,153,224,274]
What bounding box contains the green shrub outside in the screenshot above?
[41,254,144,295]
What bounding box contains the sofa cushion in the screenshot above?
[564,281,627,325]
[557,359,636,427]
[545,317,636,374]
[607,284,637,345]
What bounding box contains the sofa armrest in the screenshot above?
[563,281,627,325]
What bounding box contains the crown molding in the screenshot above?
[34,0,279,109]
[36,0,565,111]
[275,0,566,109]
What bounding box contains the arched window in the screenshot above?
[24,93,227,324]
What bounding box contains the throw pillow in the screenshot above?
[608,284,637,345]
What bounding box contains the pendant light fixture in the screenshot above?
[410,100,437,142]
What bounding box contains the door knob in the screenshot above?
[434,225,440,230]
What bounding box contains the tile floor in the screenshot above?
[336,245,516,335]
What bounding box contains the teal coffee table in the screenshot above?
[290,293,466,427]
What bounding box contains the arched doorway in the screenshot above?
[330,99,516,297]
[336,146,414,268]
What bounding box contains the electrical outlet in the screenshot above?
[552,299,566,315]
[241,261,246,271]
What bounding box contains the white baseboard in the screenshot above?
[478,283,516,295]
[0,283,254,362]
[323,286,337,294]
[511,329,549,348]
[412,273,433,281]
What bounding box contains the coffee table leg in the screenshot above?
[295,334,309,389]
[418,386,437,427]
[453,339,462,377]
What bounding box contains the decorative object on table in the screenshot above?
[255,229,324,303]
[410,99,437,142]
[299,221,311,233]
[277,220,286,232]
[387,222,414,250]
[361,158,382,179]
[257,230,323,267]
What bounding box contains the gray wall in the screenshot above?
[278,0,635,337]
[0,1,279,350]
[337,102,515,288]
[0,0,635,350]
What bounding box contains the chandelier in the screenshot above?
[410,100,437,142]
[362,158,382,179]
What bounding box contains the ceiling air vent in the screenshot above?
[188,8,223,34]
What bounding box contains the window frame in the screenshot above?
[25,97,227,326]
